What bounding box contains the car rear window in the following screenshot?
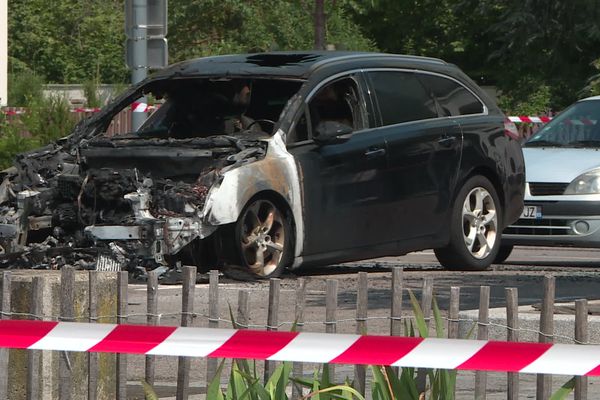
[417,73,484,116]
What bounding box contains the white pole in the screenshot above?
[0,0,7,106]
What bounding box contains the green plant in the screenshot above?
[20,94,77,144]
[83,79,102,108]
[7,72,44,106]
[0,120,40,169]
[140,379,159,400]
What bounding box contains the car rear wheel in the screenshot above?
[493,244,514,264]
[435,175,501,270]
[219,198,292,278]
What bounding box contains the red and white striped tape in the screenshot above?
[508,116,553,124]
[130,102,158,113]
[1,104,159,115]
[1,320,599,376]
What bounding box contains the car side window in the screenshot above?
[288,77,366,144]
[309,77,365,134]
[367,71,437,126]
[417,73,484,116]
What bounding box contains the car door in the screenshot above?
[364,70,463,243]
[287,73,392,259]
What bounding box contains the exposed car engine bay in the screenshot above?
[0,74,299,277]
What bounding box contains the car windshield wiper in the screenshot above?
[566,140,600,148]
[524,140,564,147]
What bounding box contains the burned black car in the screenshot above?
[0,52,525,277]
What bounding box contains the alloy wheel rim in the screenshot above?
[461,186,497,259]
[240,200,285,276]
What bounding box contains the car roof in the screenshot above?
[152,51,448,80]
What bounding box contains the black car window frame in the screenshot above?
[287,71,371,146]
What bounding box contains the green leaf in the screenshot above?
[408,289,429,338]
[140,380,159,400]
[399,367,419,400]
[549,377,576,400]
[370,366,392,400]
[305,385,367,400]
[207,359,226,400]
[229,361,249,400]
[265,361,292,400]
[432,297,445,339]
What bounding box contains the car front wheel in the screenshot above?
[219,198,292,278]
[435,175,501,270]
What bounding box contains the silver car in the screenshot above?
[500,96,600,262]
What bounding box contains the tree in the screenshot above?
[350,0,600,109]
[167,0,375,63]
[8,0,128,83]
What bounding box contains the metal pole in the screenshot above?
[131,0,147,130]
[0,0,8,106]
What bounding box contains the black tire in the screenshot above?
[217,197,293,279]
[493,244,514,264]
[435,175,502,271]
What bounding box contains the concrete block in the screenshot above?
[1,270,118,400]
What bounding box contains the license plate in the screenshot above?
[521,205,541,219]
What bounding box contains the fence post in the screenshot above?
[26,276,43,400]
[292,279,306,399]
[206,270,220,382]
[177,266,196,400]
[416,277,434,394]
[506,287,519,400]
[537,275,555,400]
[390,267,403,337]
[474,286,490,400]
[0,271,11,400]
[145,271,159,387]
[60,266,75,400]
[116,271,128,400]
[264,278,281,383]
[354,272,368,395]
[325,279,338,380]
[237,290,250,329]
[88,272,99,400]
[447,286,460,338]
[575,299,589,400]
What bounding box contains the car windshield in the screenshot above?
[137,77,303,139]
[525,100,600,148]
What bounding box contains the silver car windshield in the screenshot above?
[525,100,600,148]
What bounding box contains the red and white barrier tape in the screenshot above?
[130,102,158,112]
[1,104,158,115]
[1,320,599,376]
[508,116,552,124]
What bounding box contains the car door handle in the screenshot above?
[438,135,457,147]
[364,148,386,159]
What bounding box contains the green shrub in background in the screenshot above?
[498,83,553,117]
[20,94,76,145]
[581,58,600,98]
[7,72,44,107]
[83,79,102,108]
[0,84,76,169]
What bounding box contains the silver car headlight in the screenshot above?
[564,169,600,194]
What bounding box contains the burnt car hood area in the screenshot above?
[0,52,525,278]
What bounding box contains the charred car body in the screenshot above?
[0,52,525,277]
